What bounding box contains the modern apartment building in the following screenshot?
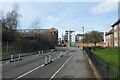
[75,34,83,42]
[64,30,75,43]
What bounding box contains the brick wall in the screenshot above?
[65,42,105,47]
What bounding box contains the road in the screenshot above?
[2,47,94,79]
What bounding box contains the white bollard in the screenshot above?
[10,54,14,62]
[42,51,43,54]
[60,52,63,57]
[67,50,69,54]
[49,54,52,63]
[18,53,22,60]
[66,50,68,54]
[39,51,40,56]
[45,55,48,64]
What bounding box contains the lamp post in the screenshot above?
[82,27,84,52]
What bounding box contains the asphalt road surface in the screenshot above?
[2,47,94,80]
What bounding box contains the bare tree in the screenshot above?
[4,2,21,30]
[30,18,41,32]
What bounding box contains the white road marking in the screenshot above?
[2,61,10,65]
[14,52,63,79]
[49,52,75,80]
[15,64,44,80]
[52,56,60,61]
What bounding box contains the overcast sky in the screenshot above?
[0,0,119,38]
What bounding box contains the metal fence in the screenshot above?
[84,47,120,80]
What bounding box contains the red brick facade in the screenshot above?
[106,19,120,48]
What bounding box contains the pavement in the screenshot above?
[2,47,95,80]
[55,48,94,78]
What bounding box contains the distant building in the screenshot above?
[75,34,83,42]
[71,32,75,42]
[64,30,75,43]
[17,27,58,46]
[58,38,62,45]
[49,27,58,46]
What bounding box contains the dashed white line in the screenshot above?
[49,52,75,80]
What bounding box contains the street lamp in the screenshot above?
[82,27,84,51]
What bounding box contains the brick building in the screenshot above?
[17,27,58,46]
[111,19,120,47]
[105,29,114,47]
[106,19,120,48]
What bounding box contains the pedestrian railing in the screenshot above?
[84,47,120,80]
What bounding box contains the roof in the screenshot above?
[105,29,113,36]
[111,19,120,27]
[49,27,58,31]
[76,34,83,36]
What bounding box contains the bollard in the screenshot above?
[48,54,52,63]
[66,50,68,54]
[42,51,43,54]
[44,55,48,65]
[39,51,40,56]
[60,52,63,57]
[10,54,14,62]
[18,53,22,60]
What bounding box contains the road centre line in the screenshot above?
[14,52,65,80]
[15,64,44,80]
[49,52,75,80]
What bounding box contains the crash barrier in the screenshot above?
[84,47,120,80]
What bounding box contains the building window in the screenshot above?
[114,25,118,30]
[106,36,108,39]
[114,31,118,38]
[114,40,118,47]
[119,31,120,36]
[109,41,111,46]
[109,35,110,39]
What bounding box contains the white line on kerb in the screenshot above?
[49,52,75,80]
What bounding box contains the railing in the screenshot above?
[84,47,120,80]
